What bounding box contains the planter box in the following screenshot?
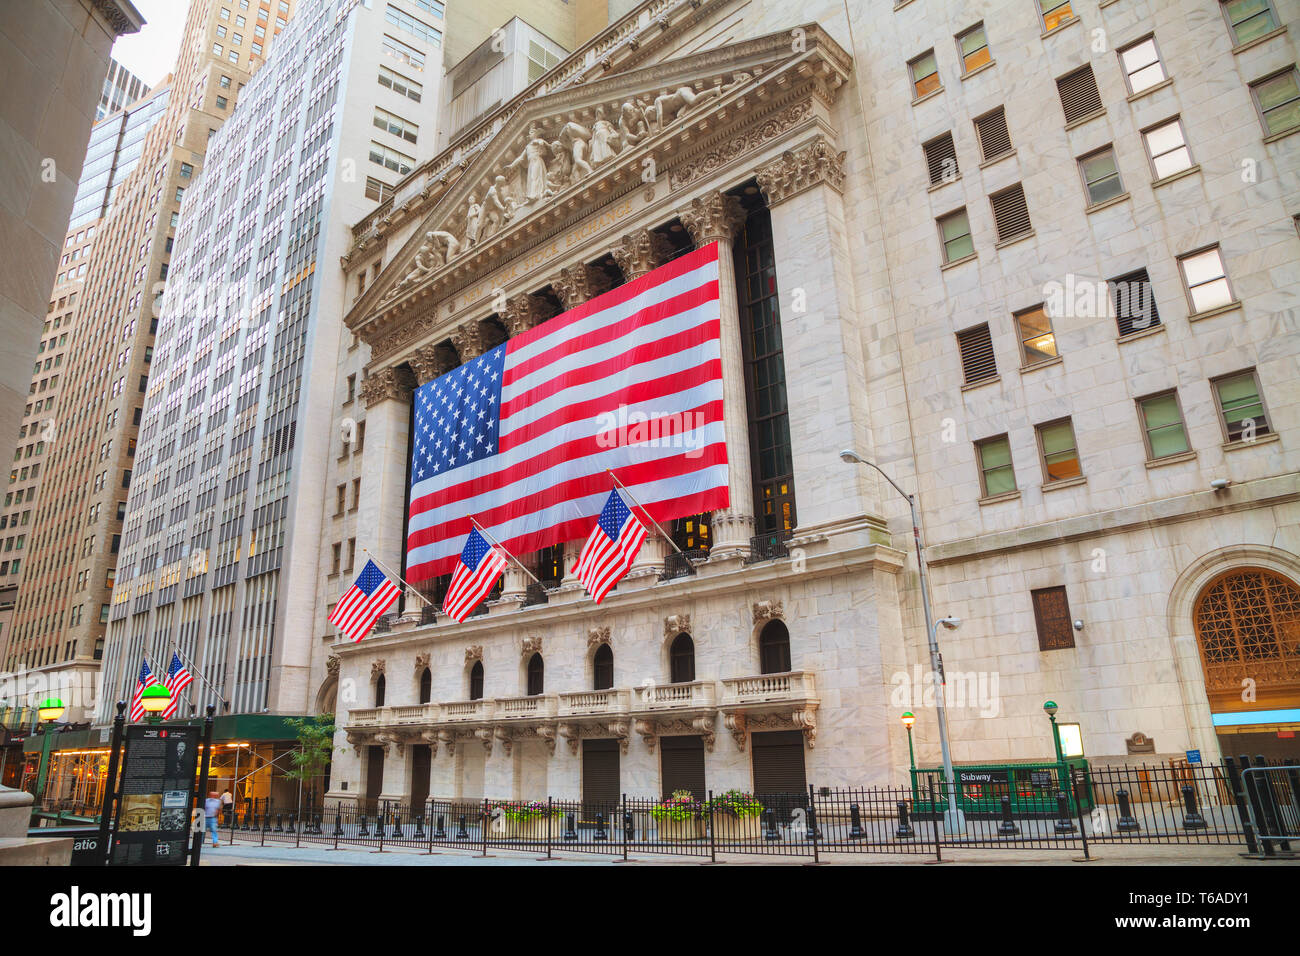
[654,817,705,841]
[711,812,763,841]
[503,816,558,841]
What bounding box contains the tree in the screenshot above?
[283,713,337,814]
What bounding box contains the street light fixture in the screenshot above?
[141,685,172,723]
[34,697,67,806]
[841,448,964,832]
[1043,699,1069,789]
[901,711,916,774]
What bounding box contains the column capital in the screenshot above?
[552,263,613,311]
[678,192,746,246]
[409,343,456,385]
[359,366,415,407]
[502,292,552,336]
[755,137,846,207]
[611,229,675,281]
[451,320,485,361]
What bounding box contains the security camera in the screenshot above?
[1073,620,1084,631]
[1210,478,1230,491]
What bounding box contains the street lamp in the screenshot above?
[901,712,916,774]
[141,685,172,724]
[34,697,66,805]
[841,448,964,832]
[1043,699,1069,791]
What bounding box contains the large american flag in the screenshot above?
[329,559,401,642]
[575,489,648,604]
[406,243,728,583]
[442,528,509,622]
[162,651,192,719]
[128,658,158,722]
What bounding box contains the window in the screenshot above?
[1036,419,1082,482]
[1110,268,1161,335]
[355,421,365,453]
[938,208,973,263]
[909,50,941,98]
[974,107,1012,161]
[216,24,227,37]
[378,65,422,102]
[956,324,997,385]
[1038,0,1074,31]
[1118,36,1167,95]
[351,478,361,512]
[1250,69,1300,137]
[1143,117,1194,178]
[1138,391,1191,459]
[669,633,695,684]
[976,435,1017,497]
[1056,65,1104,124]
[956,23,991,73]
[368,141,415,175]
[382,34,425,70]
[336,484,346,515]
[989,183,1032,242]
[1221,0,1279,45]
[412,0,444,16]
[419,668,432,704]
[526,653,544,695]
[593,644,613,690]
[1213,369,1271,442]
[1031,587,1075,651]
[373,107,419,143]
[346,374,356,403]
[364,177,394,202]
[228,51,239,63]
[231,33,242,45]
[215,95,228,109]
[759,621,792,674]
[385,5,442,47]
[923,132,959,186]
[331,542,341,574]
[1178,246,1234,313]
[347,538,356,571]
[180,162,193,178]
[469,660,484,700]
[212,43,223,56]
[1015,305,1056,365]
[1078,146,1124,205]
[374,674,385,707]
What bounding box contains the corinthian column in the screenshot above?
[679,191,752,559]
[552,263,612,312]
[356,366,417,602]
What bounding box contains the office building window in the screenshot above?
[1117,36,1166,94]
[1110,268,1161,336]
[923,132,959,186]
[1015,305,1057,366]
[1057,65,1103,124]
[1221,0,1279,45]
[368,141,415,175]
[1178,246,1234,314]
[1138,391,1191,459]
[1212,369,1271,442]
[956,324,997,385]
[1038,0,1074,31]
[1249,68,1300,137]
[990,183,1032,241]
[1142,117,1194,179]
[938,208,973,263]
[1036,419,1081,483]
[956,23,991,73]
[909,50,941,98]
[976,435,1017,497]
[1078,146,1124,205]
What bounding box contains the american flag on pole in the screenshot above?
[442,528,509,622]
[406,242,727,583]
[329,559,401,642]
[575,489,648,604]
[128,658,157,722]
[162,651,192,719]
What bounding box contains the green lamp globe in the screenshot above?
[141,684,172,715]
[901,711,915,729]
[1043,700,1058,718]
[38,698,66,721]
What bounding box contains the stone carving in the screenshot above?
[508,123,555,203]
[479,175,518,242]
[678,191,746,246]
[451,321,485,361]
[409,342,457,385]
[647,74,751,133]
[521,636,543,657]
[326,655,340,676]
[587,626,611,649]
[617,99,651,149]
[612,229,674,280]
[589,105,621,166]
[464,645,483,663]
[371,660,386,679]
[724,712,747,751]
[502,293,550,337]
[383,230,463,304]
[1126,732,1156,754]
[635,714,715,753]
[552,263,613,310]
[664,613,691,638]
[464,193,483,247]
[756,137,847,206]
[670,100,814,191]
[438,728,456,756]
[415,653,430,672]
[358,367,414,408]
[419,729,440,758]
[474,726,494,755]
[557,121,594,184]
[752,599,784,625]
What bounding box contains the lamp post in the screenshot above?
[141,685,172,724]
[1043,700,1069,792]
[840,448,964,832]
[901,711,916,774]
[33,697,66,805]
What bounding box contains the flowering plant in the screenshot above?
[495,801,560,821]
[706,790,764,818]
[650,790,703,821]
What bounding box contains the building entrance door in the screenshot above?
[751,730,808,824]
[581,738,620,821]
[659,734,705,800]
[364,745,385,815]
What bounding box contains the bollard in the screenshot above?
[274,813,284,833]
[593,812,608,841]
[312,814,322,835]
[286,813,296,834]
[434,814,447,839]
[997,795,1020,836]
[623,811,634,841]
[763,809,781,842]
[455,814,469,840]
[261,811,271,832]
[894,800,914,839]
[358,814,370,837]
[333,812,343,836]
[1115,789,1140,832]
[849,803,864,840]
[391,812,404,839]
[1053,792,1076,833]
[564,812,578,842]
[240,809,250,831]
[1180,784,1208,830]
[413,813,426,840]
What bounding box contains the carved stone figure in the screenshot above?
[464,193,482,247]
[589,105,621,165]
[546,138,573,193]
[480,175,516,238]
[558,121,594,182]
[507,124,554,203]
[618,100,650,148]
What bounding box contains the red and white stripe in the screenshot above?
[329,578,401,643]
[407,243,728,583]
[575,512,648,605]
[443,547,508,622]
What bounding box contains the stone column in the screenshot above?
[756,137,876,539]
[356,366,416,606]
[679,192,752,559]
[551,262,612,312]
[610,229,678,574]
[451,320,484,362]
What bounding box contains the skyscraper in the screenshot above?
[97,59,150,121]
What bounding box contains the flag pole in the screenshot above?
[362,548,435,607]
[168,643,230,713]
[468,516,542,584]
[607,470,685,555]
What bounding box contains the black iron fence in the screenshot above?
[215,760,1298,861]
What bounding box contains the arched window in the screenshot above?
[593,643,613,690]
[469,661,484,701]
[418,667,432,704]
[670,633,695,684]
[759,620,792,674]
[526,653,544,696]
[1194,568,1300,703]
[374,673,386,707]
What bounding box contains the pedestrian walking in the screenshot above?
[205,790,222,848]
[221,787,233,826]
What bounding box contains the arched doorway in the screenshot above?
[593,644,614,690]
[669,633,695,683]
[1194,567,1300,759]
[758,620,792,674]
[526,653,544,696]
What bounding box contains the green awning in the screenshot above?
[22,713,306,752]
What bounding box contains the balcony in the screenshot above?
[557,688,632,718]
[494,694,558,720]
[720,671,818,707]
[637,679,716,712]
[744,532,793,564]
[388,704,438,725]
[347,707,387,728]
[440,699,495,723]
[718,671,819,750]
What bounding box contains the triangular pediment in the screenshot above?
[346,23,850,336]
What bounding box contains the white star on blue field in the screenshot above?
[411,343,507,484]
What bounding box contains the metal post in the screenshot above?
[621,794,628,862]
[849,803,864,840]
[997,795,1019,836]
[808,784,820,864]
[1053,791,1076,833]
[546,797,552,860]
[1115,789,1140,833]
[895,800,914,839]
[190,705,216,866]
[1180,784,1207,830]
[95,701,127,866]
[1073,770,1091,860]
[708,789,717,862]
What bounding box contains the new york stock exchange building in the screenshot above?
[314,0,1300,814]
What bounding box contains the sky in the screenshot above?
[109,0,192,88]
